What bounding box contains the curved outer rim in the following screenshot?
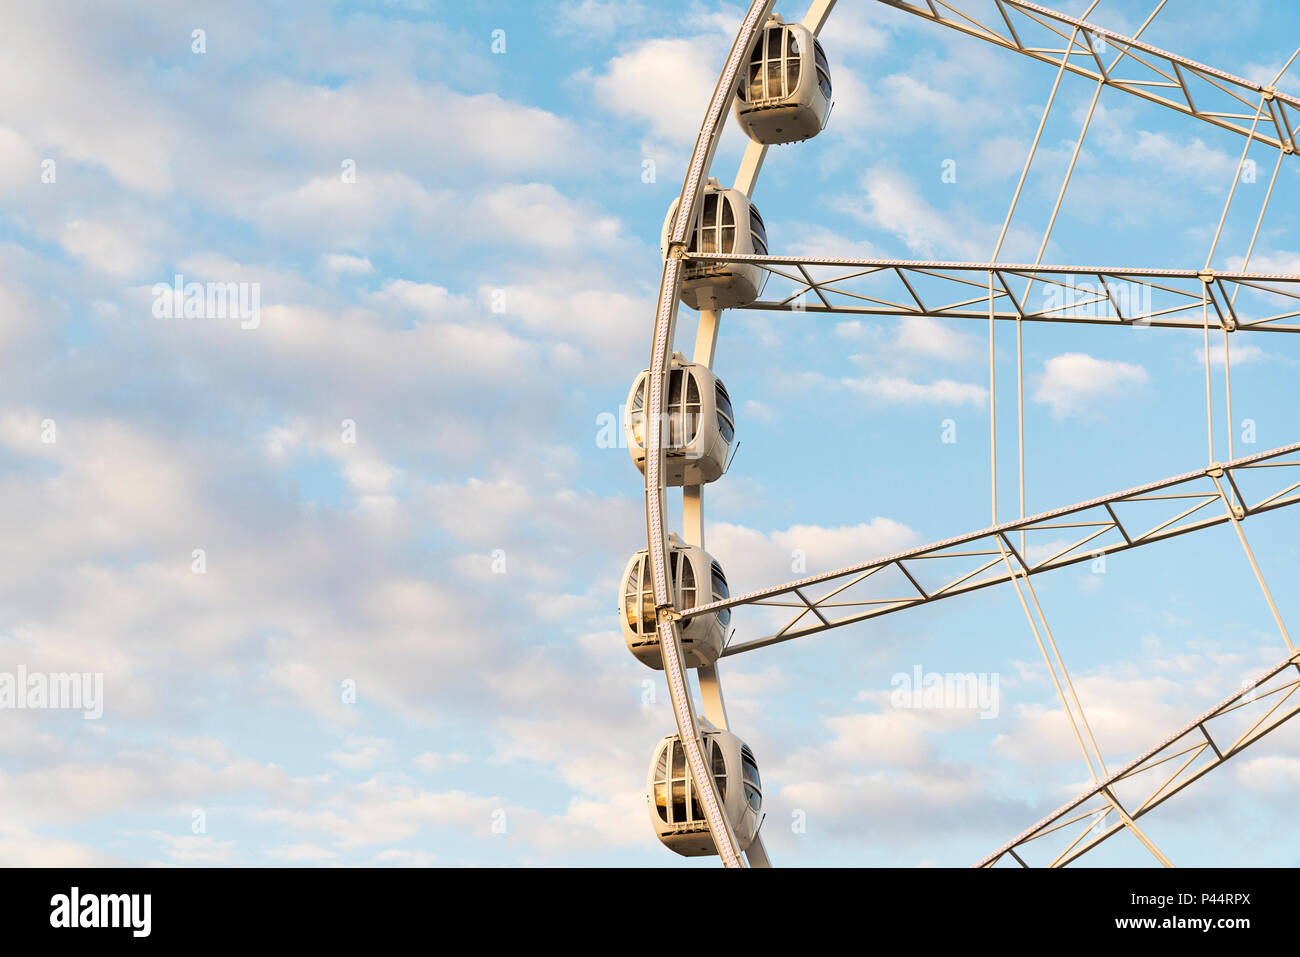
[644,0,778,868]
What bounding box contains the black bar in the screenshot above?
[0,867,1279,943]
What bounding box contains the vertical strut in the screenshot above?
[982,1,1175,867]
[1211,474,1295,653]
[688,308,733,734]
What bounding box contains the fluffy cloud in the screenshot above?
[842,374,987,406]
[1032,353,1149,418]
[587,36,723,143]
[556,0,647,37]
[706,518,919,606]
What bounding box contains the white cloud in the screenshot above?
[326,737,395,771]
[893,316,982,363]
[588,37,722,143]
[988,644,1289,775]
[134,831,236,864]
[414,752,471,772]
[1226,251,1300,275]
[59,219,157,277]
[0,12,176,195]
[707,518,919,601]
[878,74,966,127]
[1033,352,1148,418]
[835,165,988,260]
[259,80,586,178]
[1235,754,1300,791]
[1121,131,1235,181]
[766,695,1028,847]
[1193,343,1267,366]
[478,183,623,252]
[268,843,340,862]
[820,3,891,56]
[363,279,458,317]
[256,172,453,248]
[325,253,374,275]
[783,223,886,261]
[0,126,39,192]
[1094,104,1237,184]
[556,0,646,37]
[835,316,983,372]
[0,825,116,866]
[0,747,311,827]
[842,374,987,406]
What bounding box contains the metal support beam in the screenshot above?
[674,442,1300,656]
[979,651,1300,866]
[876,0,1300,154]
[687,253,1300,333]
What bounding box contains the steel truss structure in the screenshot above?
[688,254,1300,333]
[881,0,1300,153]
[637,0,1300,868]
[978,649,1300,867]
[679,441,1300,655]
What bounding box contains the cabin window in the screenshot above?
[628,375,646,447]
[655,737,744,826]
[653,744,671,822]
[742,747,762,812]
[715,381,735,444]
[814,39,831,98]
[667,370,684,445]
[749,205,768,256]
[632,368,698,450]
[690,193,746,259]
[667,740,692,822]
[684,371,702,445]
[745,56,763,102]
[624,555,656,637]
[702,192,718,253]
[673,779,689,823]
[743,24,802,102]
[785,29,801,94]
[712,562,731,628]
[678,552,696,610]
[711,739,728,802]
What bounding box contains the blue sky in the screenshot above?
[2,0,1300,867]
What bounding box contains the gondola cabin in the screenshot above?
[620,534,731,670]
[734,14,832,145]
[662,179,768,310]
[625,352,735,486]
[648,729,763,856]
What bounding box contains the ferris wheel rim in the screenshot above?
[641,0,779,869]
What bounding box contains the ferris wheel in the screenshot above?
[620,0,1300,867]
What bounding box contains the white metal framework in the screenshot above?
[630,0,1300,867]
